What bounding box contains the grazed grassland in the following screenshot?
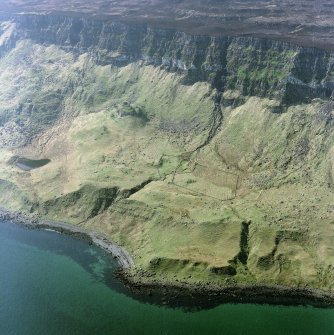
[0,41,334,290]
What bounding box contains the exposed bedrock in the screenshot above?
[0,13,334,290]
[1,13,334,106]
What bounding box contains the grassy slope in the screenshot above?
[0,41,334,289]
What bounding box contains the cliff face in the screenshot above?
[2,0,334,51]
[1,14,334,106]
[1,13,334,291]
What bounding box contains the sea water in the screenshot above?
[0,220,333,335]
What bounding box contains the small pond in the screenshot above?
[14,157,50,171]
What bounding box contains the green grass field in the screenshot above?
[0,41,334,289]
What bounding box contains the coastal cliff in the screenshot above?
[0,13,333,292]
[1,14,334,105]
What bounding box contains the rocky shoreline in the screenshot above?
[118,270,334,309]
[1,206,334,309]
[0,206,134,268]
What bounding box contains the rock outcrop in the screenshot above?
[1,14,334,107]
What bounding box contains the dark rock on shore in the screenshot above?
[117,269,334,310]
[0,206,134,268]
[2,205,334,310]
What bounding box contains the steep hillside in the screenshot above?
[2,0,334,49]
[0,14,334,290]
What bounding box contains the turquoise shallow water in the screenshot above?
[0,220,334,335]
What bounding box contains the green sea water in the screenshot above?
[0,220,334,335]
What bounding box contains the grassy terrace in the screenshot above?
[0,41,334,290]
